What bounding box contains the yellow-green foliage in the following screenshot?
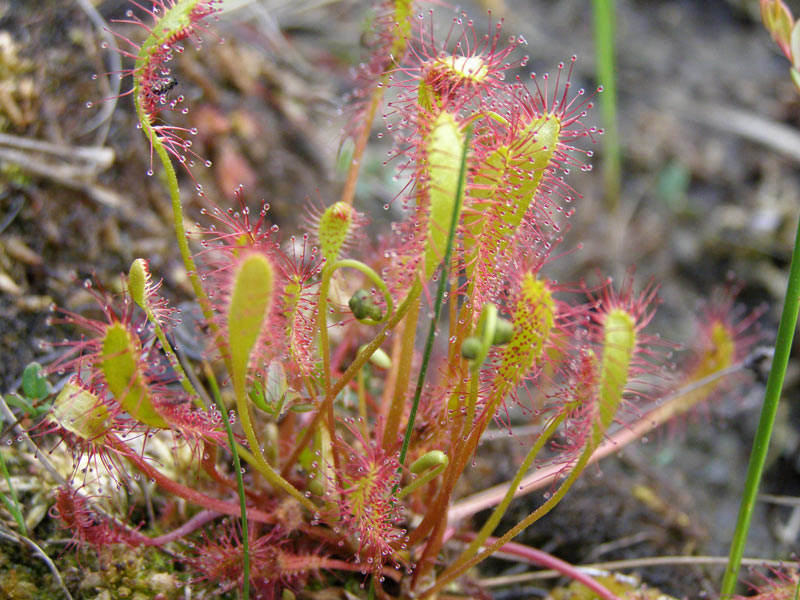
[465,116,561,283]
[679,319,735,408]
[228,253,275,400]
[495,273,555,388]
[596,308,636,446]
[423,110,467,278]
[318,201,355,262]
[50,383,109,441]
[102,323,167,429]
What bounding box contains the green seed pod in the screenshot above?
[461,336,482,360]
[348,289,382,322]
[349,289,372,320]
[367,303,383,322]
[228,253,275,401]
[102,322,167,428]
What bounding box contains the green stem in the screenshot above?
[454,413,566,567]
[459,367,480,444]
[137,110,214,324]
[315,258,395,474]
[234,378,317,513]
[317,259,395,398]
[425,438,596,598]
[279,285,419,479]
[592,0,621,210]
[204,362,250,600]
[148,313,200,402]
[720,213,800,596]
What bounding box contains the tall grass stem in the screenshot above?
[592,0,621,210]
[721,214,800,595]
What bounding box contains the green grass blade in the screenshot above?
[720,214,800,596]
[592,0,621,210]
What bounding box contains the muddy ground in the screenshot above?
[1,0,800,598]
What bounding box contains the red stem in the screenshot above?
[456,533,621,600]
[107,435,276,523]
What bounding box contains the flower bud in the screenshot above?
[318,201,356,262]
[349,289,382,322]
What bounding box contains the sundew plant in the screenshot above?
[11,0,771,598]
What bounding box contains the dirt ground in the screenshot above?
[2,0,800,598]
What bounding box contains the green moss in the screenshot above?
[0,541,60,600]
[0,539,188,600]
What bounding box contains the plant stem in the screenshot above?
[317,259,395,401]
[280,284,420,478]
[137,112,212,323]
[107,435,276,523]
[147,313,200,401]
[234,380,317,512]
[448,356,759,522]
[721,214,800,596]
[457,533,621,600]
[397,455,448,499]
[339,86,384,207]
[205,362,250,600]
[453,413,566,568]
[592,0,621,210]
[481,556,789,586]
[382,296,420,450]
[426,439,597,597]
